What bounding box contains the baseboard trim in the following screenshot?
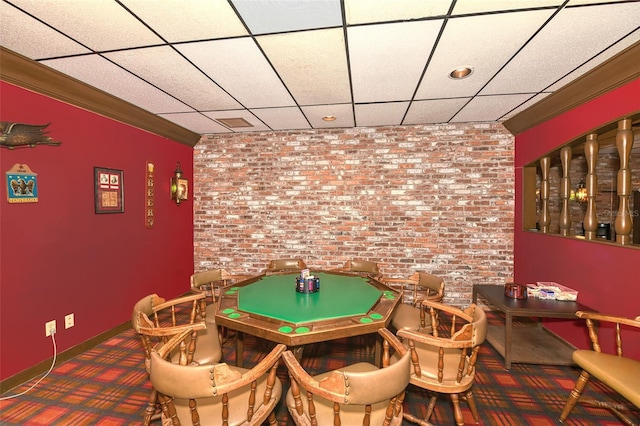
[0,321,131,394]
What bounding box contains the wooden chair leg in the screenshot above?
[402,393,436,426]
[143,388,158,426]
[559,369,591,422]
[450,393,464,426]
[464,389,480,423]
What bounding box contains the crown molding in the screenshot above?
[503,41,640,136]
[0,47,200,147]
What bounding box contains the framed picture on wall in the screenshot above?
[94,167,124,213]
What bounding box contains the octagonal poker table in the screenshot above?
[215,271,401,367]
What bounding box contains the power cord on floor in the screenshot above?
[0,330,57,400]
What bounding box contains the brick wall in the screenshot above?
[194,123,514,306]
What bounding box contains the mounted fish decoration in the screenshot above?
[0,122,61,149]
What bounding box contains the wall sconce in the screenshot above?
[571,178,587,205]
[170,162,188,205]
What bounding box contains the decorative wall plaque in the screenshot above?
[94,167,124,213]
[145,162,155,228]
[6,163,38,203]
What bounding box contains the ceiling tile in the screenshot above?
[160,112,231,134]
[301,104,355,129]
[3,0,636,136]
[451,94,534,122]
[250,107,311,131]
[176,38,295,109]
[348,20,443,103]
[404,98,470,125]
[256,29,351,105]
[355,102,410,127]
[7,0,163,51]
[103,46,242,111]
[545,33,640,92]
[40,55,193,114]
[453,0,562,14]
[501,92,551,120]
[231,0,342,34]
[480,2,640,95]
[415,9,555,99]
[0,2,90,59]
[345,0,453,24]
[121,0,248,42]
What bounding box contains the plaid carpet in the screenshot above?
[1,313,634,425]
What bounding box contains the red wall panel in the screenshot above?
[0,82,194,380]
[514,78,640,358]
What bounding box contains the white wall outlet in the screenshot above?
[65,313,75,329]
[45,320,56,337]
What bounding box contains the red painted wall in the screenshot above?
[0,82,194,380]
[514,78,640,358]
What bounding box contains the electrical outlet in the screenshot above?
[45,320,56,337]
[65,313,75,329]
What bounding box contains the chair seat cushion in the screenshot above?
[573,350,640,408]
[205,303,217,324]
[391,304,433,333]
[285,362,403,426]
[167,366,282,425]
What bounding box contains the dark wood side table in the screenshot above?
[473,284,594,370]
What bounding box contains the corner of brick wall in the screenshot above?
[194,123,514,306]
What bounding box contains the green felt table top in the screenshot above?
[235,272,386,324]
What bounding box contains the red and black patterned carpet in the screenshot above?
[0,314,632,425]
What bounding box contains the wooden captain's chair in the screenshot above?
[383,271,445,334]
[397,301,487,426]
[334,259,382,279]
[190,268,251,342]
[559,311,640,425]
[131,293,222,426]
[282,328,411,425]
[190,268,251,306]
[149,332,286,426]
[265,258,308,274]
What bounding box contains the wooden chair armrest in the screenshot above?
[378,328,407,356]
[154,326,204,359]
[397,328,473,349]
[420,300,474,322]
[282,350,345,402]
[153,292,206,312]
[139,321,207,339]
[211,344,286,394]
[379,277,414,284]
[576,311,640,329]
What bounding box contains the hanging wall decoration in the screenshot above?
[0,122,61,149]
[94,167,124,213]
[6,163,38,203]
[145,162,155,228]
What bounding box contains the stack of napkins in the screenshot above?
[527,282,578,301]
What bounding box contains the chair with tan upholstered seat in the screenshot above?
[397,300,487,426]
[334,259,382,279]
[383,271,445,335]
[190,268,251,306]
[559,311,640,425]
[282,328,411,426]
[132,293,223,426]
[265,258,308,274]
[190,268,252,342]
[149,333,286,426]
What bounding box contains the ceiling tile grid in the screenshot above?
[1,0,639,136]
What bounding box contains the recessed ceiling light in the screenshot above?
[449,67,474,79]
[322,115,337,122]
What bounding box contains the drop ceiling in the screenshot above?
[1,0,639,138]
